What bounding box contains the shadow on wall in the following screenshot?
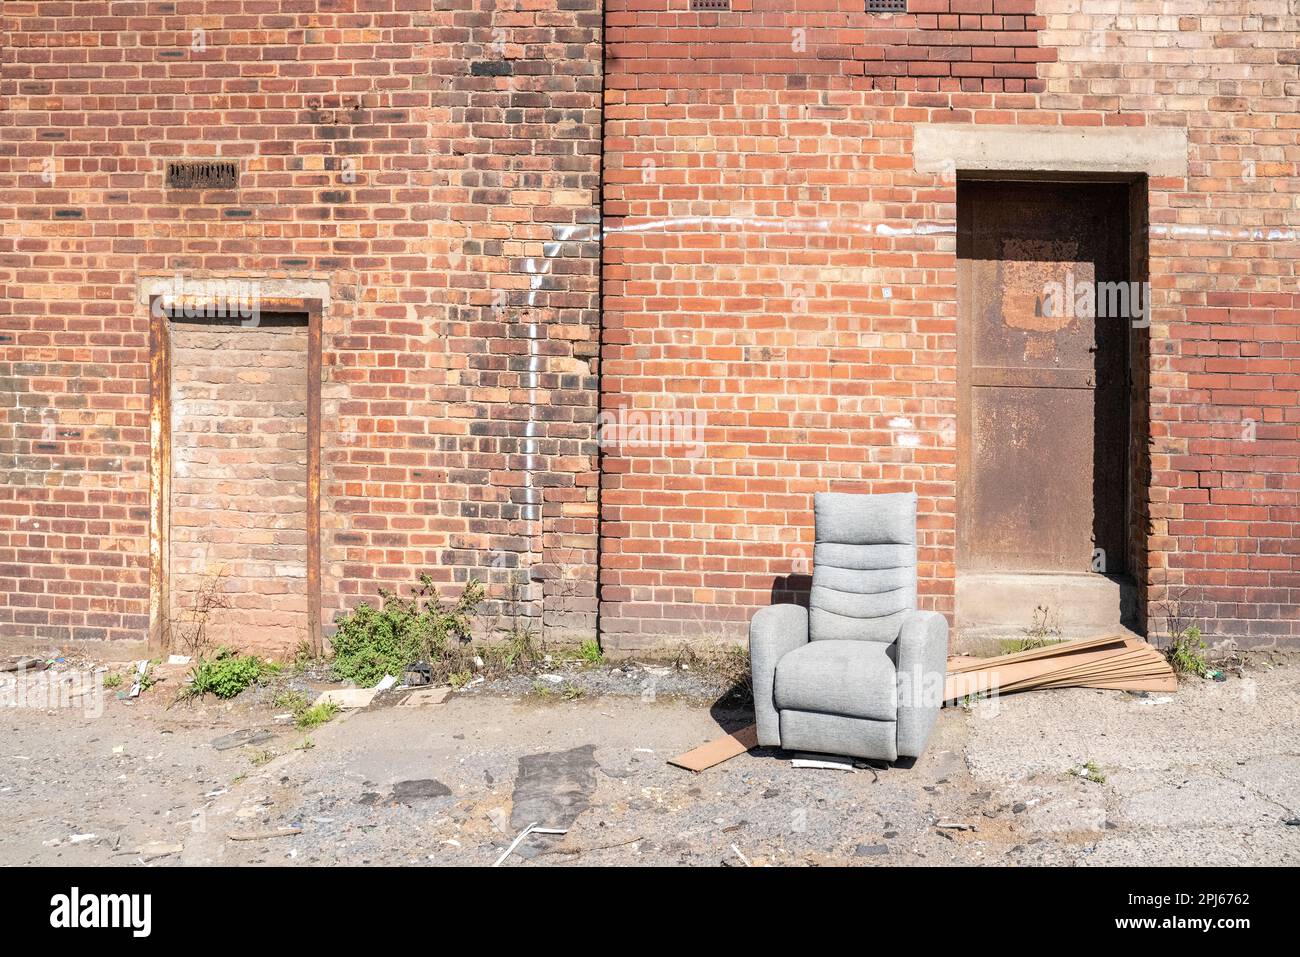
[771,574,812,609]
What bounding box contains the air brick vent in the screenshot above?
[690,0,730,10]
[166,160,239,190]
[867,0,906,13]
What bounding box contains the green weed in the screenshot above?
[329,575,483,687]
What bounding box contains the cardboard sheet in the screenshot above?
[943,635,1177,702]
[668,724,758,772]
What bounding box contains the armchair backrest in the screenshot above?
[809,491,918,642]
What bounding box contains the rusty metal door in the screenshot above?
[957,181,1129,575]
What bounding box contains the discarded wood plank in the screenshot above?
[227,827,302,842]
[944,642,1144,700]
[668,724,758,772]
[946,634,1128,674]
[944,637,1175,701]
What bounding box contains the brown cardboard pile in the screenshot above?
[943,634,1176,702]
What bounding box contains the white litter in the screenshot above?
[791,755,856,772]
[129,660,149,698]
[492,822,568,866]
[374,675,397,691]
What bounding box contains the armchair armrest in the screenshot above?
[894,610,949,758]
[749,604,809,747]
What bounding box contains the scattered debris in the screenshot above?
[312,688,377,709]
[390,779,452,803]
[136,842,184,861]
[945,634,1177,702]
[493,823,568,866]
[129,660,149,698]
[212,729,275,752]
[374,674,397,691]
[532,833,643,859]
[403,661,433,686]
[935,821,976,831]
[855,843,889,857]
[166,655,191,666]
[792,754,856,772]
[400,686,452,706]
[510,745,599,834]
[227,827,302,842]
[730,843,751,867]
[1068,761,1107,785]
[668,724,757,772]
[0,656,47,674]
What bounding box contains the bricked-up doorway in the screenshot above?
[956,179,1148,637]
[149,297,322,656]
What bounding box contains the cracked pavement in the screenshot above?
[2,654,1298,866]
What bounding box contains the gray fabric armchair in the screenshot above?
[749,492,948,762]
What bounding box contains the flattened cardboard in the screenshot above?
[943,637,1177,701]
[668,724,758,772]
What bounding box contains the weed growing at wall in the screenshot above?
[178,648,277,701]
[329,576,484,687]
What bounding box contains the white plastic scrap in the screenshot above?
[492,822,568,867]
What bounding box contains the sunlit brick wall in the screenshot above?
[0,0,603,651]
[601,0,1300,648]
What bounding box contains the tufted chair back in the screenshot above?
[809,492,918,643]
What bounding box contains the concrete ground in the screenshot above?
[2,653,1297,867]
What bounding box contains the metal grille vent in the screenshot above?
[166,160,239,190]
[690,0,730,10]
[866,0,907,12]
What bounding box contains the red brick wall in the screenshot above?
[602,0,1300,648]
[2,2,1297,653]
[0,1,603,652]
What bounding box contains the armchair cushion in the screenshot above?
[773,639,897,722]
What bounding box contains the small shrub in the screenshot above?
[102,673,122,689]
[448,669,472,690]
[329,576,484,687]
[670,640,752,704]
[172,566,232,659]
[273,690,309,714]
[1069,761,1106,785]
[531,679,584,701]
[295,701,339,730]
[1001,605,1063,654]
[578,639,603,664]
[1167,624,1208,677]
[179,648,270,701]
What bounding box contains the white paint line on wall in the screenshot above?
[604,216,956,237]
[518,222,596,611]
[605,217,1299,244]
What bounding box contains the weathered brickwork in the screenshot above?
[0,1,602,651]
[602,0,1300,648]
[1,1,1297,654]
[169,317,309,656]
